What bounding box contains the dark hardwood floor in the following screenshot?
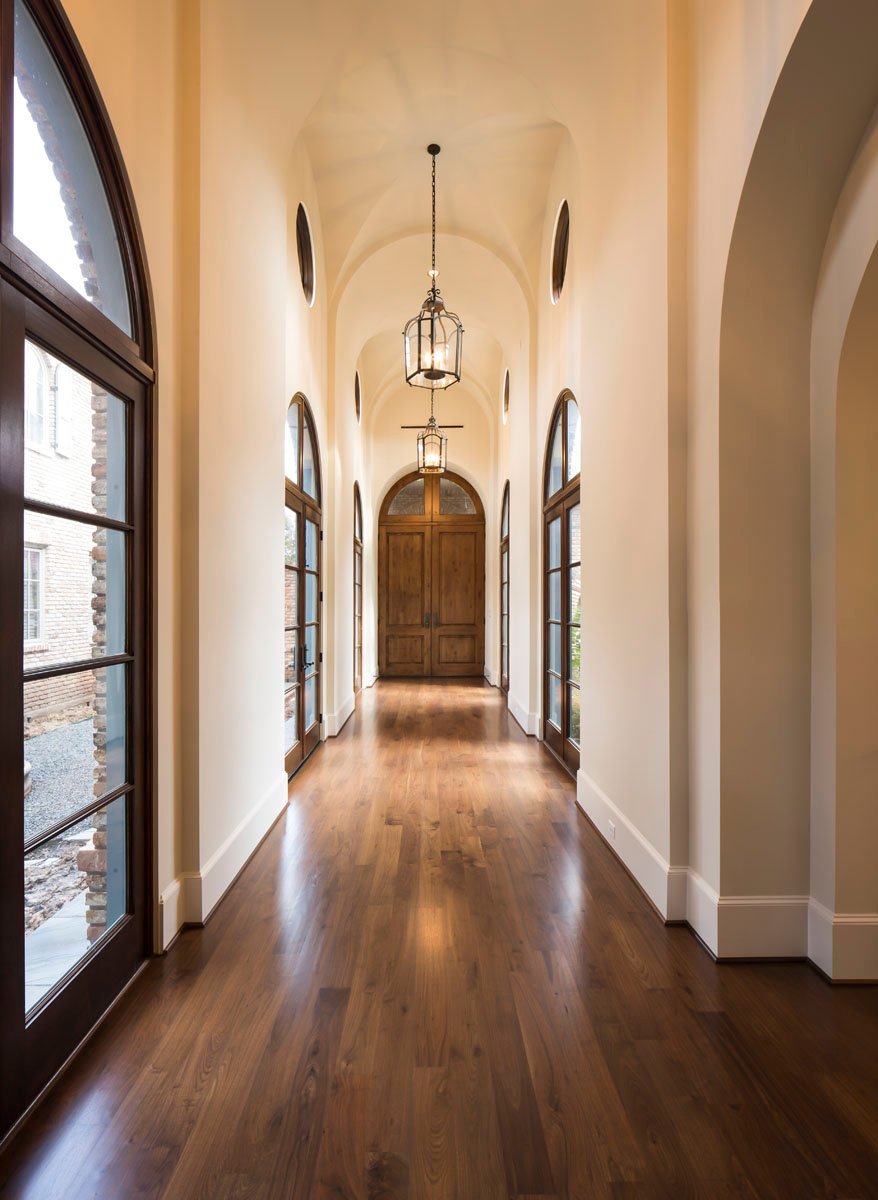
[2,679,877,1198]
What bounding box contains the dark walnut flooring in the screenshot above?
[2,680,877,1199]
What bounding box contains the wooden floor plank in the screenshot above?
[0,679,876,1200]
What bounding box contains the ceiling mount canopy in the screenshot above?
[403,143,464,392]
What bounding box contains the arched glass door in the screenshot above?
[354,483,363,695]
[543,392,581,773]
[500,481,510,695]
[0,0,155,1139]
[284,395,322,775]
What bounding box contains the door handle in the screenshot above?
[423,614,430,628]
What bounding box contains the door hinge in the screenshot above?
[320,591,323,602]
[319,652,323,663]
[320,529,324,541]
[319,712,323,722]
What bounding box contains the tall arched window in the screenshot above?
[353,482,363,695]
[543,391,581,773]
[284,394,323,775]
[0,0,155,1140]
[500,481,510,695]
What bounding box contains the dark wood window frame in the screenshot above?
[499,480,509,696]
[551,199,570,304]
[353,481,363,696]
[0,0,155,1143]
[542,391,580,775]
[295,203,315,306]
[284,393,322,776]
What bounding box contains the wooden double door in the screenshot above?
[378,471,485,677]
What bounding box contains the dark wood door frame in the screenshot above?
[378,471,485,678]
[542,392,581,776]
[0,0,157,1143]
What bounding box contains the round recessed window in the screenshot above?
[551,199,569,304]
[502,370,510,424]
[354,371,361,424]
[296,203,315,306]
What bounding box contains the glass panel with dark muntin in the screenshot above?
[546,413,563,498]
[439,478,476,515]
[302,421,316,499]
[24,663,127,844]
[13,1,132,335]
[548,674,562,728]
[24,792,128,1013]
[388,479,425,516]
[548,516,561,569]
[284,405,300,486]
[568,684,581,746]
[305,519,318,571]
[284,508,298,566]
[23,513,126,667]
[284,687,298,753]
[566,399,581,484]
[304,676,317,729]
[24,344,127,522]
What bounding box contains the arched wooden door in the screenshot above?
[378,471,485,677]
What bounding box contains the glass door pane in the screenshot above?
[284,503,302,772]
[567,503,581,749]
[303,516,320,754]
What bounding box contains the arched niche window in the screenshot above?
[296,203,315,306]
[354,371,362,425]
[284,394,323,776]
[551,199,570,304]
[353,483,363,694]
[500,481,510,695]
[543,391,581,774]
[0,0,155,1141]
[502,369,510,424]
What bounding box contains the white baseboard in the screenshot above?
[809,899,878,979]
[716,894,809,958]
[484,668,499,687]
[365,673,378,689]
[508,695,539,737]
[159,773,289,943]
[158,877,184,950]
[326,692,355,736]
[686,870,719,954]
[573,772,877,978]
[576,769,684,919]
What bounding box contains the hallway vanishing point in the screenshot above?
[3,681,877,1199]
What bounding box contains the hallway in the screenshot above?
[2,681,877,1199]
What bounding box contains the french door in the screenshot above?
[284,493,321,775]
[542,391,581,774]
[0,289,150,1137]
[378,471,485,678]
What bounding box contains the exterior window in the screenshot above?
[284,395,323,776]
[25,343,47,448]
[23,545,43,643]
[543,391,581,774]
[354,483,363,695]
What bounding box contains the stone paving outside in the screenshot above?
[24,718,95,933]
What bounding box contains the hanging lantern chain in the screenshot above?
[431,148,437,286]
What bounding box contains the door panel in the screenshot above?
[379,525,432,675]
[431,526,484,676]
[379,472,485,679]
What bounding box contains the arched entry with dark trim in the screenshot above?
[543,391,581,774]
[0,0,156,1139]
[378,470,485,677]
[284,394,323,775]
